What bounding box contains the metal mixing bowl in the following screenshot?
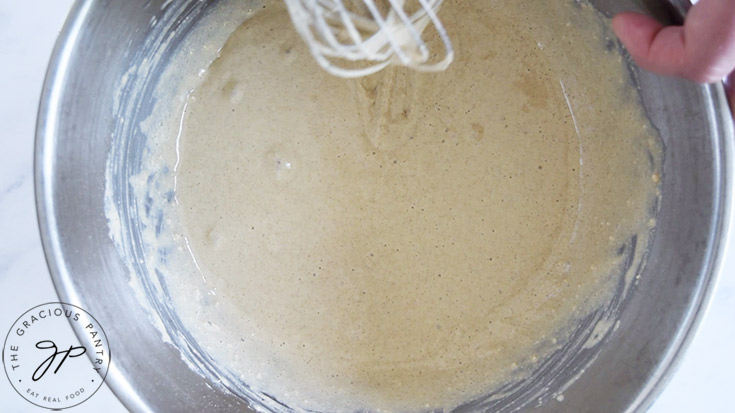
[35,0,733,411]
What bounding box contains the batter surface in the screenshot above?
[137,0,662,411]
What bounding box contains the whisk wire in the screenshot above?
[283,0,454,77]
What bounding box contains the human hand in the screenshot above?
[612,0,735,114]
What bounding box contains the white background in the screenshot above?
[0,1,733,412]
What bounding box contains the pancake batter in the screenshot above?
[136,0,662,411]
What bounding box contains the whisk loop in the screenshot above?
[283,0,454,78]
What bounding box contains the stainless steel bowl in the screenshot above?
[35,0,733,411]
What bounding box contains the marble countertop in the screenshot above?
[0,1,732,412]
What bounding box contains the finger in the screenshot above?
[613,0,735,84]
[681,0,735,83]
[612,12,688,78]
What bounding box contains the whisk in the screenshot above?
[283,0,454,78]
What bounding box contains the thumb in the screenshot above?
[611,13,687,78]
